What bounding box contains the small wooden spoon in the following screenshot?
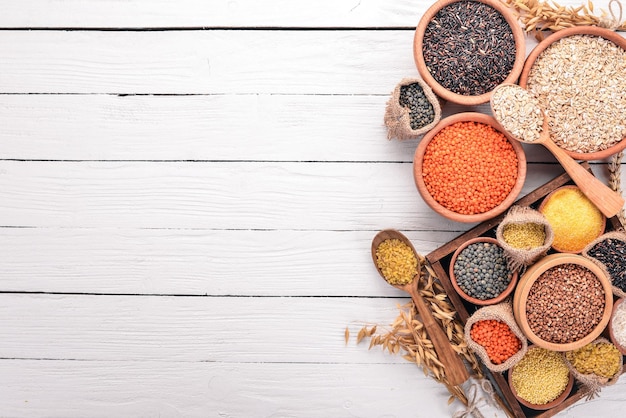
[490,83,624,218]
[371,229,470,387]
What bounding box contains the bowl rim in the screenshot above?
[538,185,606,254]
[608,297,626,355]
[513,253,613,352]
[449,237,519,305]
[507,345,574,410]
[518,25,626,160]
[413,112,527,223]
[413,0,526,105]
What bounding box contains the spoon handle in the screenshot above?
[543,140,625,218]
[408,284,470,386]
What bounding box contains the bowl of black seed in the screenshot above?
[384,77,441,141]
[413,0,525,106]
[449,237,518,305]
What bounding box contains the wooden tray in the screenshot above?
[426,162,625,418]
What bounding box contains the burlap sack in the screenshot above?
[464,300,528,373]
[563,337,623,400]
[383,77,441,141]
[582,230,626,299]
[496,205,554,273]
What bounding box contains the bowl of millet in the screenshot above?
[413,112,527,223]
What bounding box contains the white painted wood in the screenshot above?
[0,228,459,296]
[0,0,618,29]
[0,93,560,162]
[0,160,572,229]
[0,361,488,418]
[0,0,432,28]
[0,293,412,363]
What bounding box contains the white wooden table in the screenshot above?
[1,1,625,416]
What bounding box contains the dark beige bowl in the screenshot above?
[609,297,626,356]
[519,26,626,160]
[413,0,525,105]
[413,112,527,223]
[513,253,613,352]
[449,237,518,305]
[508,346,574,410]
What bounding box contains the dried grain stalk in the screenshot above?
[347,255,491,413]
[501,0,626,40]
[608,151,626,224]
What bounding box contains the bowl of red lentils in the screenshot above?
[413,0,526,106]
[449,237,518,305]
[413,112,526,223]
[519,26,626,160]
[513,253,613,352]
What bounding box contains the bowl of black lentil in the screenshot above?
[513,253,613,352]
[519,26,626,160]
[413,0,526,106]
[449,237,518,305]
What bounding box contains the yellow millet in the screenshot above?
[375,239,418,285]
[511,347,569,405]
[565,342,622,378]
[502,222,546,249]
[540,187,604,253]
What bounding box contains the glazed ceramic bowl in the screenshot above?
[513,253,613,352]
[413,0,526,105]
[507,345,574,410]
[413,112,527,223]
[449,237,518,305]
[519,26,626,160]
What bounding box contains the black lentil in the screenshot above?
[422,0,516,96]
[453,242,513,300]
[398,83,435,130]
[588,238,626,292]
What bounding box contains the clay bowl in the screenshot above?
[449,237,518,306]
[519,26,626,160]
[413,112,527,223]
[413,0,525,106]
[513,253,613,352]
[538,185,606,254]
[507,346,574,410]
[609,297,626,356]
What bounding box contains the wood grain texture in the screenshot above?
[0,0,429,28]
[0,228,458,296]
[0,161,573,229]
[0,293,412,363]
[0,93,567,162]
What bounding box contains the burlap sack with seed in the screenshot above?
[464,300,528,373]
[582,230,626,299]
[562,337,624,400]
[383,77,441,141]
[495,205,554,273]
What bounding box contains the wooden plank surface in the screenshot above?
[1,0,626,416]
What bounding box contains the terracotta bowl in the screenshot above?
[507,346,574,410]
[449,237,518,305]
[519,26,626,160]
[413,0,526,106]
[538,185,606,254]
[609,297,626,356]
[513,253,613,352]
[413,112,527,223]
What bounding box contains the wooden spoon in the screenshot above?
[371,229,470,386]
[490,83,624,218]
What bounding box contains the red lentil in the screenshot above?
[422,121,518,215]
[470,319,521,364]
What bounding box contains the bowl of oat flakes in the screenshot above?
[519,26,626,160]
